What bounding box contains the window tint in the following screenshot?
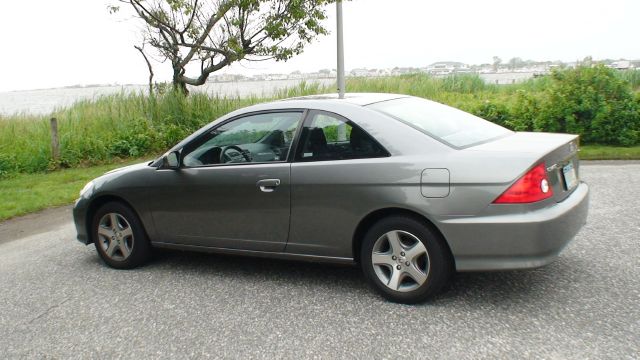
[368,97,512,148]
[182,112,302,167]
[296,111,388,162]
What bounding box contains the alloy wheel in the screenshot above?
[97,213,134,261]
[371,230,430,292]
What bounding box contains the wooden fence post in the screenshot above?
[50,118,60,162]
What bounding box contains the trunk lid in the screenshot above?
[467,132,581,202]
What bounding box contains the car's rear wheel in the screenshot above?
[360,215,452,304]
[92,202,151,269]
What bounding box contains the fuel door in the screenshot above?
[421,168,450,198]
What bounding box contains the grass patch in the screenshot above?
[0,92,266,175]
[0,157,153,221]
[1,69,639,179]
[580,145,640,160]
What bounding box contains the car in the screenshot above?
[73,93,589,304]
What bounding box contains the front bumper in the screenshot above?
[439,182,590,271]
[72,197,90,245]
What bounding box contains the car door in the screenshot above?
[147,110,304,252]
[288,110,391,258]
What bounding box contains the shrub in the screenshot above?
[536,65,640,145]
[507,90,541,131]
[471,100,511,127]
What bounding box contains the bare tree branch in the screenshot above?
[134,45,154,96]
[179,0,233,68]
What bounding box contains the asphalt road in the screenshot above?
[1,162,639,359]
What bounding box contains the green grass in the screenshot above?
[618,69,640,91]
[1,70,639,179]
[0,157,152,221]
[1,69,638,221]
[579,145,640,160]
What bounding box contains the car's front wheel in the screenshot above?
[91,202,151,269]
[360,215,452,304]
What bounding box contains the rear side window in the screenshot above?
[295,111,388,162]
[368,97,512,148]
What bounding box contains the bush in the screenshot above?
[506,90,540,131]
[535,65,640,145]
[471,100,511,127]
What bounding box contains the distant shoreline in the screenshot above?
[0,71,541,95]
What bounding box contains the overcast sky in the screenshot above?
[0,0,638,92]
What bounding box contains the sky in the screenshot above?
[0,0,638,92]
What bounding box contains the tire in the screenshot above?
[360,215,452,304]
[91,201,151,269]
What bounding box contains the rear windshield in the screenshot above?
[368,97,512,148]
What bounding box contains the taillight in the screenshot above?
[493,163,553,204]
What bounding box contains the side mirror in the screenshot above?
[161,151,180,170]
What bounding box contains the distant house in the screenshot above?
[426,61,470,76]
[390,67,420,76]
[350,68,370,77]
[609,60,634,70]
[349,68,385,77]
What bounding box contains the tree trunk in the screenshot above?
[173,66,189,95]
[173,81,189,95]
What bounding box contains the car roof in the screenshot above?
[223,93,410,117]
[282,92,408,106]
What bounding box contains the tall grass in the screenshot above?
[1,70,639,177]
[618,69,640,90]
[0,76,501,176]
[0,91,265,175]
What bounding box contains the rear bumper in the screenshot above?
[439,182,589,271]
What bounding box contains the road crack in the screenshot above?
[27,297,70,324]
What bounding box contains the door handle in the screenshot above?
[257,179,281,192]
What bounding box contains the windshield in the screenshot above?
[368,97,512,148]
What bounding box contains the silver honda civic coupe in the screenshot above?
[73,93,589,303]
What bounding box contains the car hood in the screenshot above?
[104,162,151,176]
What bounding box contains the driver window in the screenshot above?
[182,111,303,167]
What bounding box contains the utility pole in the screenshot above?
[336,0,345,99]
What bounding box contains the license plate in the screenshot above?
[562,163,578,190]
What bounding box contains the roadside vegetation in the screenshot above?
[0,66,640,177]
[1,66,639,220]
[2,65,638,180]
[0,158,150,221]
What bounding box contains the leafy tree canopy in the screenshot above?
[111,0,337,93]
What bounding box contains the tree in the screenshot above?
[492,56,502,72]
[508,57,523,70]
[112,0,336,94]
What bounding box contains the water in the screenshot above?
[0,73,536,116]
[0,79,336,116]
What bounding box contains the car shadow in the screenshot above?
[433,257,583,306]
[86,246,584,305]
[148,247,367,288]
